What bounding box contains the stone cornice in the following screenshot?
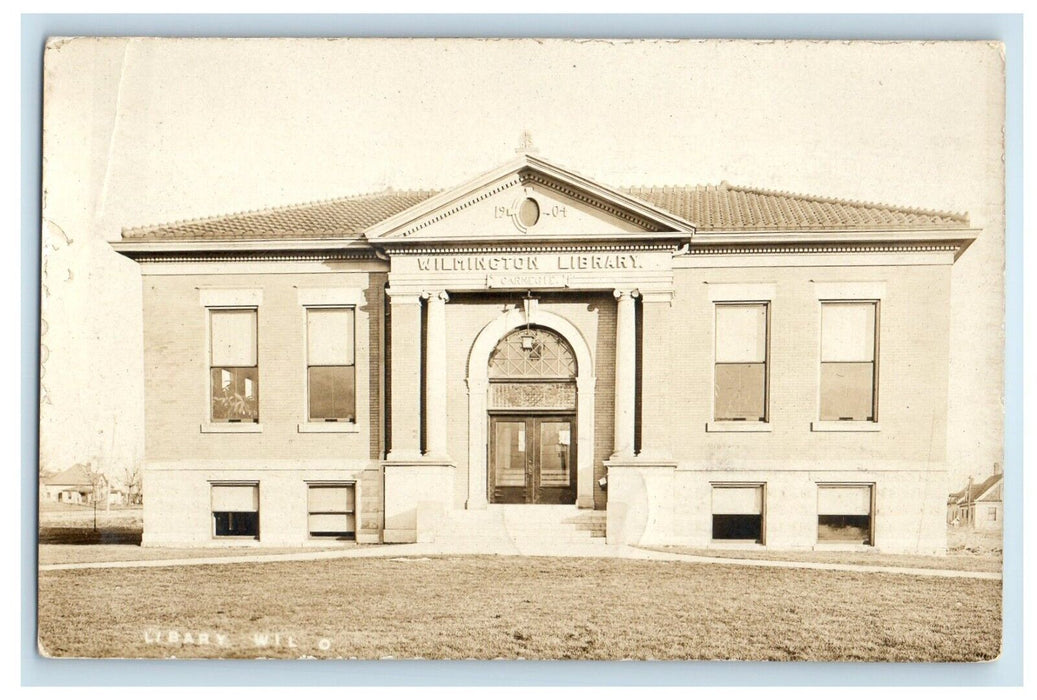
[112,225,979,264]
[386,241,682,255]
[363,153,698,241]
[384,170,671,238]
[125,250,380,263]
[519,172,664,232]
[111,237,373,258]
[684,246,958,257]
[389,175,522,239]
[688,228,979,261]
[686,242,963,256]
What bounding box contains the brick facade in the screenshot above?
[118,154,975,553]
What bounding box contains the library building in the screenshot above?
[112,152,977,554]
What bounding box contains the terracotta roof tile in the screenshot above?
[122,180,969,242]
[122,189,441,241]
[621,182,970,231]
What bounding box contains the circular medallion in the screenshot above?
[517,197,540,228]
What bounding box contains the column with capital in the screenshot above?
[612,289,638,459]
[385,288,422,461]
[423,290,449,459]
[383,287,454,543]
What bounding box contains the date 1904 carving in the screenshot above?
[494,204,567,219]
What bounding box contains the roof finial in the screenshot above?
[515,130,539,155]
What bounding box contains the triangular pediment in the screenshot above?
[365,155,696,245]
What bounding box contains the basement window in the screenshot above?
[711,483,765,543]
[211,482,259,539]
[307,483,356,539]
[817,484,873,545]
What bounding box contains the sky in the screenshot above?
[40,38,1005,487]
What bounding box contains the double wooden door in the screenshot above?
[489,415,575,504]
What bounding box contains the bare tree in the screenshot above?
[82,461,110,530]
[123,463,142,506]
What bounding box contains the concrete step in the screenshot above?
[434,505,607,545]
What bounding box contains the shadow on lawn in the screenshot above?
[39,527,142,545]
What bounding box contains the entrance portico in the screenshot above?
[467,307,594,508]
[371,155,692,540]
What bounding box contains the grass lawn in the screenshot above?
[641,527,1003,573]
[39,505,144,546]
[640,546,1001,573]
[38,543,356,566]
[38,555,1001,661]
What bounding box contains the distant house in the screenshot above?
[41,464,94,504]
[106,484,128,506]
[948,473,1003,530]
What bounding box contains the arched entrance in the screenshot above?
[466,307,596,509]
[487,327,577,504]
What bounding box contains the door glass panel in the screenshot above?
[539,421,571,487]
[494,421,526,487]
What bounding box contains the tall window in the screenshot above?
[820,302,878,421]
[711,483,765,542]
[817,484,873,545]
[210,308,259,422]
[211,483,259,538]
[306,307,356,422]
[714,303,768,421]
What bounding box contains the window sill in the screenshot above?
[307,535,358,542]
[812,542,874,551]
[706,421,772,433]
[298,422,360,434]
[708,541,766,550]
[811,421,880,432]
[201,422,263,433]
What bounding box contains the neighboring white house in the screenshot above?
[41,464,94,504]
[948,472,1003,531]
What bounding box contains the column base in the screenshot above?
[382,460,456,544]
[385,449,424,463]
[604,458,678,546]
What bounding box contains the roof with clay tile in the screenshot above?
[121,180,970,242]
[620,182,969,232]
[122,189,441,241]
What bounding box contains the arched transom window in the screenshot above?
[488,327,577,379]
[488,327,578,411]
